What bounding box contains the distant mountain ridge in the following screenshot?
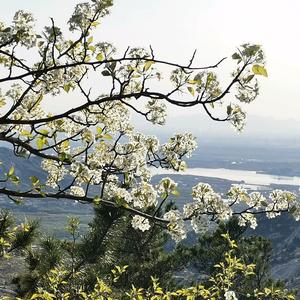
[133,113,300,148]
[0,146,300,293]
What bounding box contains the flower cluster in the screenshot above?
[10,92,46,122]
[194,71,221,98]
[190,215,217,235]
[68,0,112,31]
[131,182,157,208]
[13,10,37,48]
[156,177,178,195]
[0,21,12,46]
[267,189,298,219]
[104,183,132,205]
[146,99,167,125]
[70,162,102,185]
[189,183,232,221]
[163,210,186,242]
[224,290,238,300]
[39,65,87,96]
[70,186,85,197]
[131,215,151,232]
[69,3,94,31]
[41,160,66,188]
[162,133,197,170]
[227,104,246,131]
[238,213,257,229]
[95,100,132,133]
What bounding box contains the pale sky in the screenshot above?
[2,0,300,123]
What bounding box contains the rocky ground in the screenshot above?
[0,255,24,298]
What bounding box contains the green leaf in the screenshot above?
[84,55,91,62]
[187,86,195,97]
[252,64,268,77]
[206,73,213,87]
[8,166,14,177]
[93,196,102,205]
[260,200,268,207]
[12,197,23,205]
[61,140,70,150]
[127,65,138,72]
[96,127,103,135]
[96,53,104,62]
[30,176,40,186]
[187,79,198,84]
[87,36,93,44]
[171,190,180,196]
[63,83,72,93]
[20,130,32,137]
[88,45,96,52]
[36,138,45,150]
[114,197,128,208]
[103,134,112,140]
[58,153,72,163]
[110,61,117,71]
[38,129,49,136]
[35,93,44,107]
[10,175,20,185]
[232,52,241,60]
[101,70,110,76]
[227,105,233,115]
[0,98,6,108]
[245,74,255,83]
[91,21,100,27]
[160,192,168,199]
[144,60,154,71]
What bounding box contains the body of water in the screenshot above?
[152,167,300,187]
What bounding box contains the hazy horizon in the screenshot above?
[1,0,300,148]
[1,0,300,123]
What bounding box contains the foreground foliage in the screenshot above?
[0,0,299,299]
[0,212,296,299]
[1,233,295,300]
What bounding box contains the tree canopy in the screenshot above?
[0,1,299,299]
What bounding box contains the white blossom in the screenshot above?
[162,133,197,170]
[266,190,297,218]
[145,135,160,152]
[131,215,151,232]
[41,159,66,188]
[104,183,132,204]
[191,183,232,221]
[228,104,246,131]
[163,210,186,242]
[13,10,36,48]
[70,186,85,197]
[227,185,249,204]
[131,182,157,208]
[291,203,300,221]
[94,100,132,133]
[68,3,93,31]
[157,177,178,195]
[238,213,257,229]
[224,290,238,300]
[70,162,102,185]
[146,99,167,125]
[248,192,267,208]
